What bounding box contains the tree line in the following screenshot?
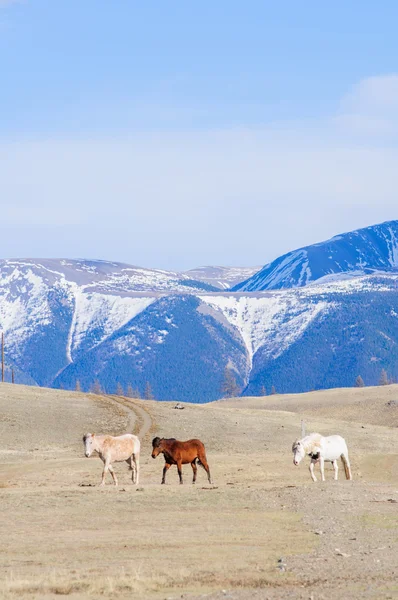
[74,379,155,399]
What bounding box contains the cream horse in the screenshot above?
[292,433,352,482]
[83,433,140,486]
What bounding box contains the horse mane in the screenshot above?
[152,437,177,448]
[293,433,322,454]
[292,439,300,452]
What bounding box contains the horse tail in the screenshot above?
[341,454,352,480]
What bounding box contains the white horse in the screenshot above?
[83,433,140,486]
[292,433,352,482]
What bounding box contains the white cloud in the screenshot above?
[341,74,398,114]
[1,75,397,269]
[336,74,398,136]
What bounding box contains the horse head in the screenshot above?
[151,437,163,458]
[83,433,96,457]
[292,439,305,466]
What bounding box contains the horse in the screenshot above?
[83,432,140,486]
[151,437,212,485]
[292,432,352,482]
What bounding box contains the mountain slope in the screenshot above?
[233,220,398,291]
[0,260,161,385]
[54,295,249,403]
[245,279,398,394]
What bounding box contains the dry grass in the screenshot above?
[218,384,398,426]
[2,383,398,599]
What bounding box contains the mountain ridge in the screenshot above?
[233,220,398,291]
[1,222,398,401]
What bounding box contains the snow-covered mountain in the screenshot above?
[0,258,255,393]
[0,258,219,294]
[52,272,398,400]
[183,266,261,290]
[233,220,398,291]
[1,226,398,402]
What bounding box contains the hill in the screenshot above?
[2,382,398,599]
[216,383,398,427]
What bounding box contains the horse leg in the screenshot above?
[108,464,118,486]
[132,453,140,485]
[191,460,197,484]
[177,460,183,484]
[341,454,352,480]
[130,456,136,483]
[319,457,325,482]
[198,456,212,484]
[136,453,140,485]
[309,460,317,482]
[100,458,108,486]
[162,463,171,484]
[332,459,339,481]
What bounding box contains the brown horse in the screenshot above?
[151,437,212,485]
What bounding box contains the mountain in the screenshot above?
[183,266,261,290]
[50,273,398,399]
[1,234,398,402]
[0,258,250,397]
[233,220,398,291]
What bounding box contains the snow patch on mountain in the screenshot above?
[68,287,155,361]
[86,267,196,293]
[200,293,332,364]
[384,225,398,267]
[0,266,53,348]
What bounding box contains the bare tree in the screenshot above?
[126,384,141,398]
[144,381,154,400]
[270,385,277,395]
[260,386,267,396]
[91,380,102,394]
[1,332,4,383]
[355,375,365,388]
[75,380,82,392]
[116,382,124,396]
[379,369,389,386]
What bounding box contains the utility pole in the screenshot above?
[12,368,14,384]
[1,333,4,383]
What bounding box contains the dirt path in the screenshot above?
[105,395,153,441]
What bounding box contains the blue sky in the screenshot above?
[1,1,398,269]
